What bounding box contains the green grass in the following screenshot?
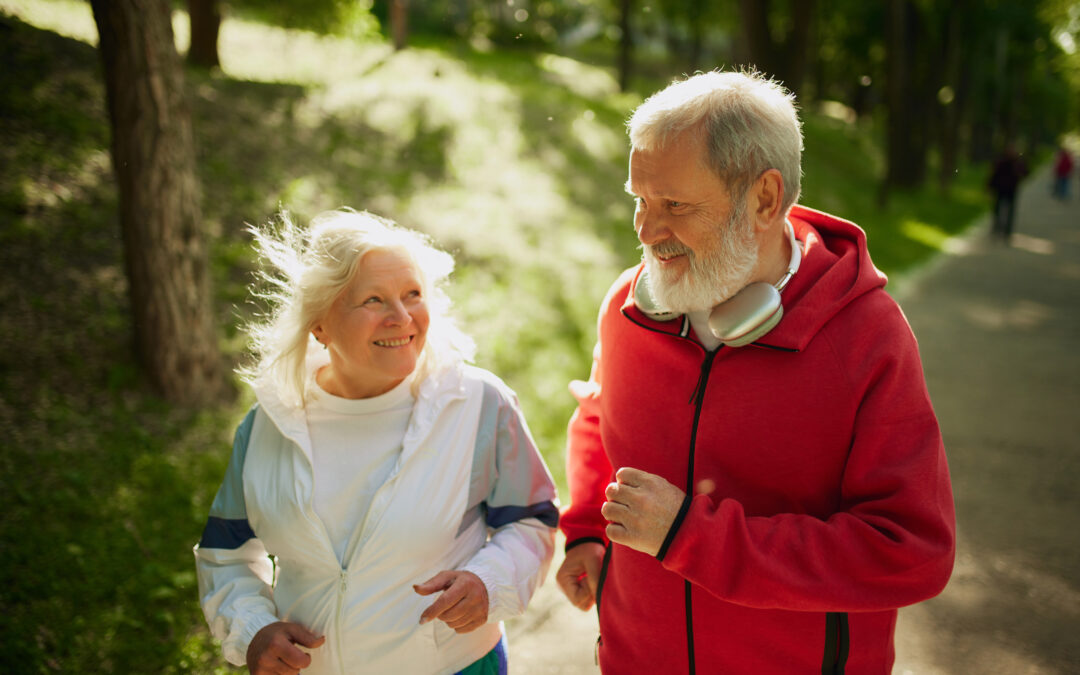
[0,2,994,672]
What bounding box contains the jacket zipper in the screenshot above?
[336,569,347,675]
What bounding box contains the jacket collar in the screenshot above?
[254,342,470,464]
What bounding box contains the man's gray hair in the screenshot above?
[628,69,803,213]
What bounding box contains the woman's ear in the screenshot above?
[751,169,785,229]
[312,325,327,346]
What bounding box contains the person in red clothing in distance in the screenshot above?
[555,69,955,674]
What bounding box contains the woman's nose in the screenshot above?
[385,301,411,326]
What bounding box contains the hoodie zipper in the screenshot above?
[682,349,717,675]
[622,306,719,674]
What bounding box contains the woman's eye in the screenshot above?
[363,296,382,305]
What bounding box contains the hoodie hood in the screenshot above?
[623,204,888,352]
[763,204,888,350]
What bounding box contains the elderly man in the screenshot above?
[556,70,955,674]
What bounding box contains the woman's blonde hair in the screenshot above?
[239,208,475,407]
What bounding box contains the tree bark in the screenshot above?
[617,0,633,92]
[187,0,221,69]
[390,0,408,51]
[883,0,928,199]
[938,0,966,190]
[90,0,226,405]
[737,0,815,98]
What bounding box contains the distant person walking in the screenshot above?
[988,143,1028,242]
[1052,146,1073,199]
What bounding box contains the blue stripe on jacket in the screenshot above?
[485,501,559,529]
[199,516,257,549]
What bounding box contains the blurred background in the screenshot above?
[0,0,1077,672]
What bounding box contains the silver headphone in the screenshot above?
[634,220,802,347]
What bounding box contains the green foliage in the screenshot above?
[801,112,988,276]
[228,0,380,40]
[0,3,1012,673]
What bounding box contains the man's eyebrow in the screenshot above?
[623,180,636,196]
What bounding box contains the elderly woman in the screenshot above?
[194,209,558,675]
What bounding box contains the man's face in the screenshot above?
[627,132,759,313]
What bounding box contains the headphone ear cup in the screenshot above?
[708,282,783,347]
[634,270,677,321]
[719,305,783,347]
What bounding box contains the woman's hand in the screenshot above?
[246,621,325,675]
[414,570,489,633]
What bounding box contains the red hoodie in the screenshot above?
[561,205,955,674]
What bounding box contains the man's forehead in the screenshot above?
[627,144,705,193]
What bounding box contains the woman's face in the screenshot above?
[312,247,430,399]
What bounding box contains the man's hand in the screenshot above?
[414,570,489,633]
[246,621,325,675]
[555,541,606,611]
[601,467,686,557]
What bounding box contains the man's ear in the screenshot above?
[750,169,785,229]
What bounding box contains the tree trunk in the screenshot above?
[883,0,927,199]
[617,0,633,92]
[739,0,775,75]
[687,0,705,73]
[90,0,226,405]
[187,0,220,69]
[390,0,408,51]
[784,0,815,100]
[737,0,815,98]
[938,0,965,191]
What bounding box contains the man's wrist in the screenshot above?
[655,494,692,562]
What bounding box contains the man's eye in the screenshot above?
[669,201,684,208]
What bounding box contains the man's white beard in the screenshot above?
[643,205,758,314]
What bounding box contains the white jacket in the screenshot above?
[194,359,558,674]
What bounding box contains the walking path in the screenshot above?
[505,163,1080,674]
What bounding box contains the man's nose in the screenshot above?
[635,208,668,247]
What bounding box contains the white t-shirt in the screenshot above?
[306,375,415,564]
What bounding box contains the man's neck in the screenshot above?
[753,216,794,287]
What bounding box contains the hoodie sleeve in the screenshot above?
[460,376,559,623]
[657,296,956,612]
[559,279,621,550]
[193,408,279,665]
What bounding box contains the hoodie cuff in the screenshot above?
[565,536,606,554]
